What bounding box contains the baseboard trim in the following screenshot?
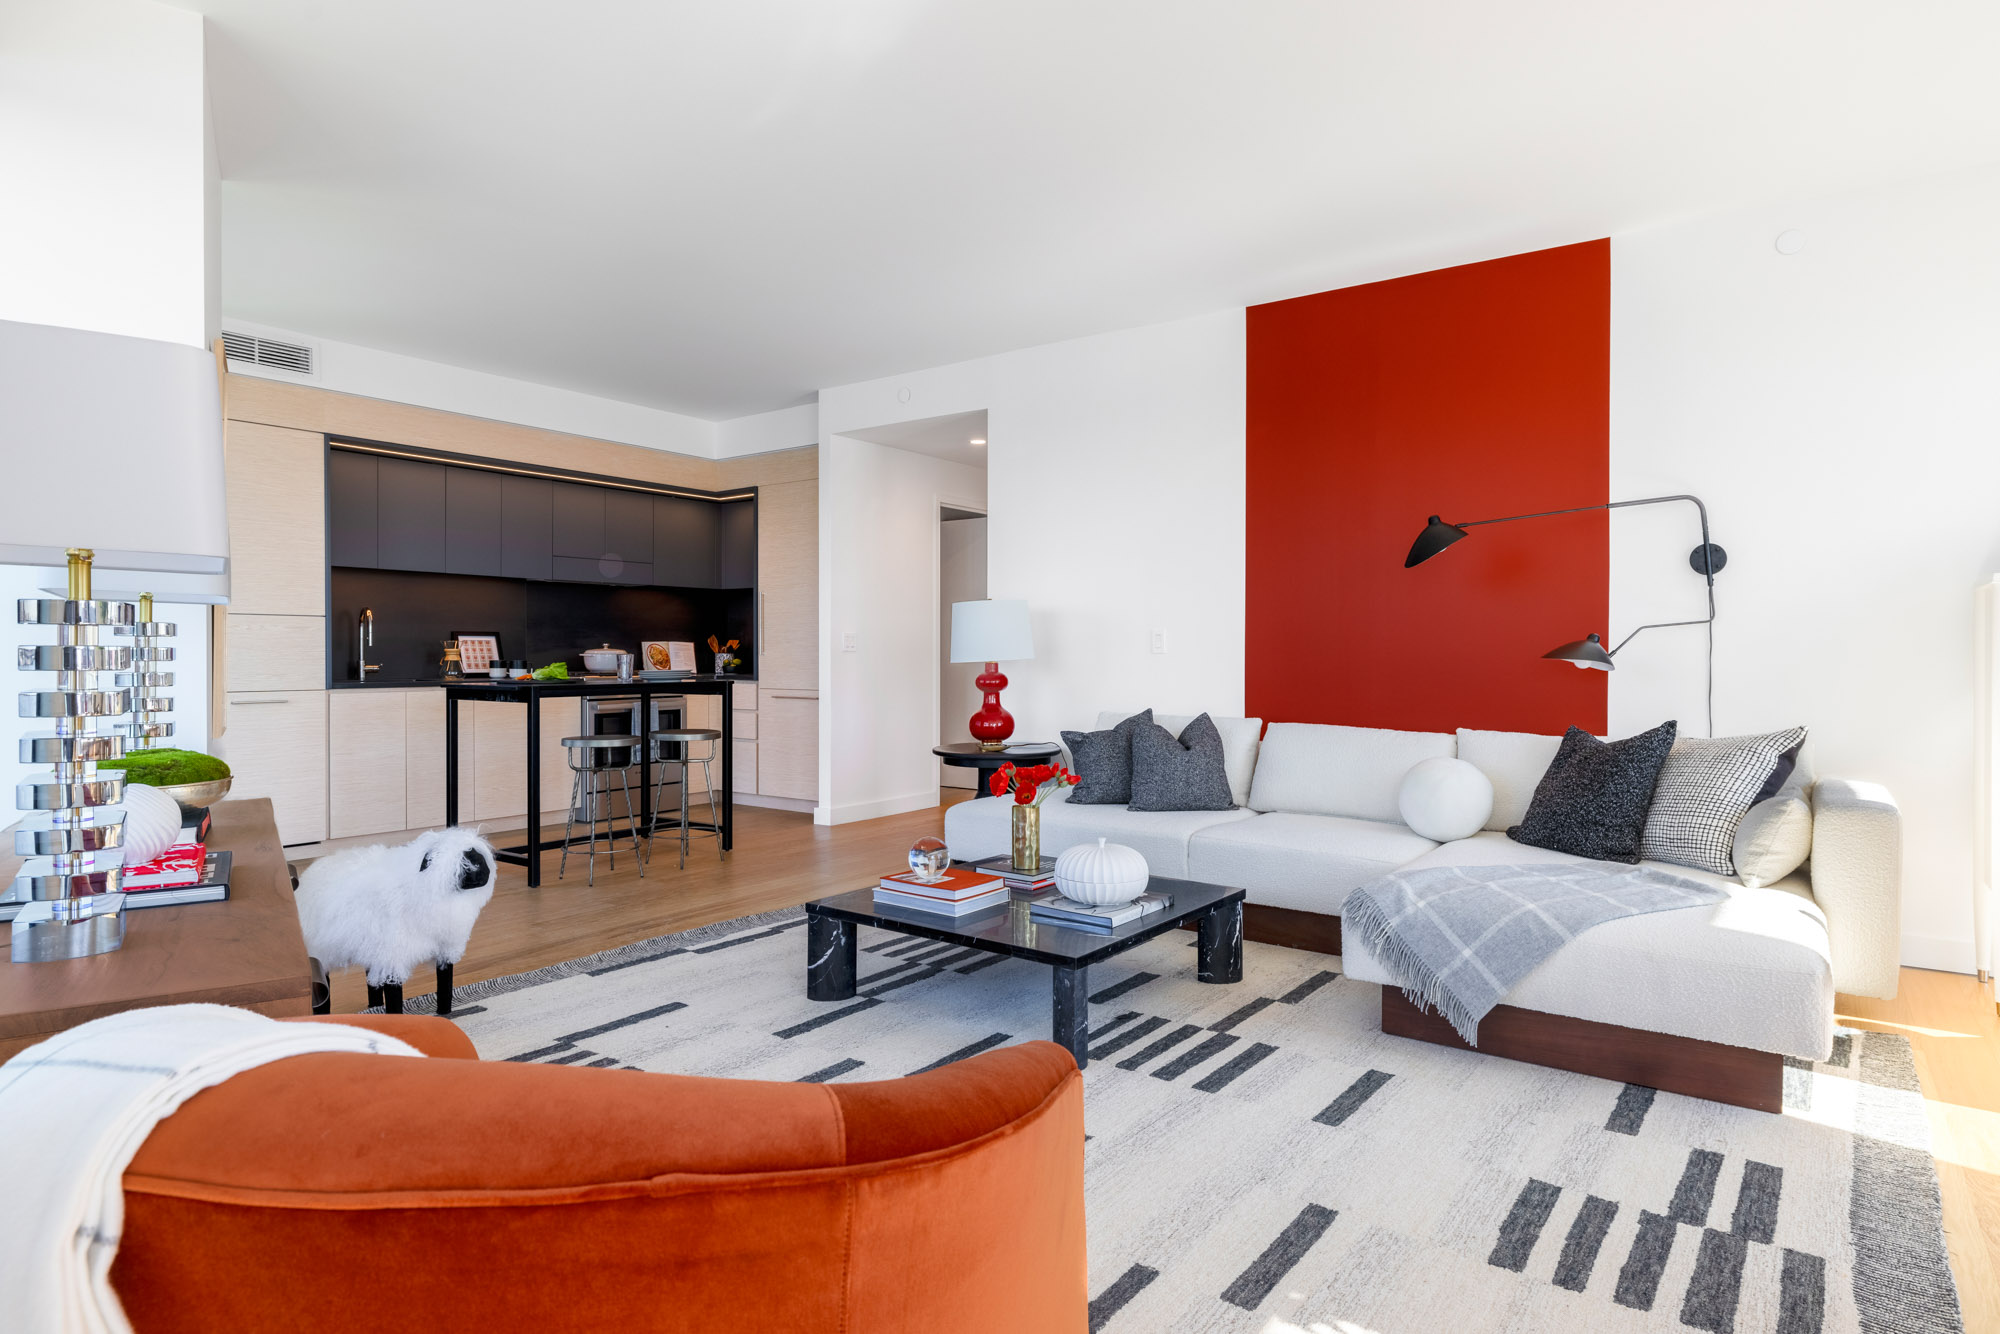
[1900,932,1977,975]
[1380,989,1785,1114]
[825,790,940,825]
[733,792,816,814]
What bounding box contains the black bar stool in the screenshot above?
[560,734,646,884]
[647,727,724,868]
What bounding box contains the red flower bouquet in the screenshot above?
[988,760,1080,806]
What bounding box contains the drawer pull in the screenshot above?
[232,698,292,706]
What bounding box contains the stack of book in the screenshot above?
[874,867,1007,916]
[1028,890,1171,931]
[0,818,231,921]
[973,855,1058,893]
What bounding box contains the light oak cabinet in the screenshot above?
[404,689,450,830]
[328,690,407,839]
[227,614,326,692]
[464,698,578,827]
[759,691,819,802]
[223,422,325,617]
[218,691,328,845]
[756,480,816,690]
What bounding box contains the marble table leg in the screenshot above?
[1053,964,1090,1069]
[1198,899,1245,984]
[806,910,857,1001]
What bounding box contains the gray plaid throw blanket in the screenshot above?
[1342,863,1727,1046]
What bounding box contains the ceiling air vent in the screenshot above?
[221,330,315,376]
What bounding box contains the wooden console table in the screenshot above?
[0,798,314,1062]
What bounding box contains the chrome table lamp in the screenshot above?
[13,549,137,961]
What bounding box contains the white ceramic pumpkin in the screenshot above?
[1054,838,1150,906]
[116,782,184,867]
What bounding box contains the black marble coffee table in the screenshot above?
[803,875,1246,1068]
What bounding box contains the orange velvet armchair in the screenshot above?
[111,1016,1087,1333]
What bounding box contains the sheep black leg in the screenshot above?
[436,961,454,1017]
[366,982,384,1010]
[383,983,404,1014]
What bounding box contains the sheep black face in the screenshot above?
[458,848,491,891]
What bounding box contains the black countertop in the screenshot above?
[331,674,756,690]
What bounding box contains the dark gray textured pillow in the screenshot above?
[1060,709,1153,805]
[1508,721,1678,863]
[1128,713,1235,812]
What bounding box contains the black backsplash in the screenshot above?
[329,568,754,684]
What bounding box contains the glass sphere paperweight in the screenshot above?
[908,836,950,882]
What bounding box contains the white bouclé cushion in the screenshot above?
[1396,757,1494,842]
[1247,723,1456,822]
[1098,712,1262,808]
[1735,790,1814,887]
[1456,728,1565,832]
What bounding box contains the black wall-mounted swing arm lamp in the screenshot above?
[1404,493,1724,735]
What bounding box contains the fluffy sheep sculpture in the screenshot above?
[295,826,496,1014]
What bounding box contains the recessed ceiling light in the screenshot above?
[970,437,986,446]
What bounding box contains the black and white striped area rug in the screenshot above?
[415,909,1962,1333]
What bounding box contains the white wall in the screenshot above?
[0,0,211,349]
[940,516,989,787]
[1,0,219,799]
[818,438,987,822]
[819,311,1248,794]
[221,317,719,458]
[718,402,819,459]
[1610,161,2000,973]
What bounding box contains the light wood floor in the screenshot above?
[320,794,2000,1330]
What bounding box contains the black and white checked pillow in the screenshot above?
[1640,727,1808,876]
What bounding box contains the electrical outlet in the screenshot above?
[1150,630,1167,654]
[841,632,858,652]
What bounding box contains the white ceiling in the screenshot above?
[183,1,2000,421]
[840,409,988,468]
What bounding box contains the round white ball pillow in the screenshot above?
[116,782,185,866]
[1397,757,1494,842]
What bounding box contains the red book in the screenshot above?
[877,867,1003,898]
[122,841,206,890]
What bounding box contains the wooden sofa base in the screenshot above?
[1182,905,1343,956]
[1380,989,1785,1113]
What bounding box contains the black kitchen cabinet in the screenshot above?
[445,467,503,576]
[552,555,654,585]
[327,450,379,568]
[377,458,448,572]
[653,495,718,588]
[717,499,756,587]
[604,489,653,566]
[551,482,604,559]
[499,475,553,580]
[327,445,754,593]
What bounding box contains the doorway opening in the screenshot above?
[939,503,988,789]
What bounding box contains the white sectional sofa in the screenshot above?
[944,712,1903,1110]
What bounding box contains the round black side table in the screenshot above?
[934,741,1062,797]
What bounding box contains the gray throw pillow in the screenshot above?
[1060,709,1153,805]
[1733,788,1814,887]
[1509,721,1678,863]
[1641,726,1809,876]
[1128,713,1235,812]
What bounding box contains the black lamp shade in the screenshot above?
[1405,515,1470,567]
[1544,632,1614,671]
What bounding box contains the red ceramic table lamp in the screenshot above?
[949,598,1035,750]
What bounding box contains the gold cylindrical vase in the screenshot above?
[1011,803,1040,872]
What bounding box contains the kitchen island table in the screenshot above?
[443,676,741,886]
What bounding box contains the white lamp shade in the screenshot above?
[0,318,230,602]
[950,598,1034,663]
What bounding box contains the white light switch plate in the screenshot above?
[1150,630,1167,654]
[841,632,858,652]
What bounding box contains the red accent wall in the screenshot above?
[1245,240,1610,735]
